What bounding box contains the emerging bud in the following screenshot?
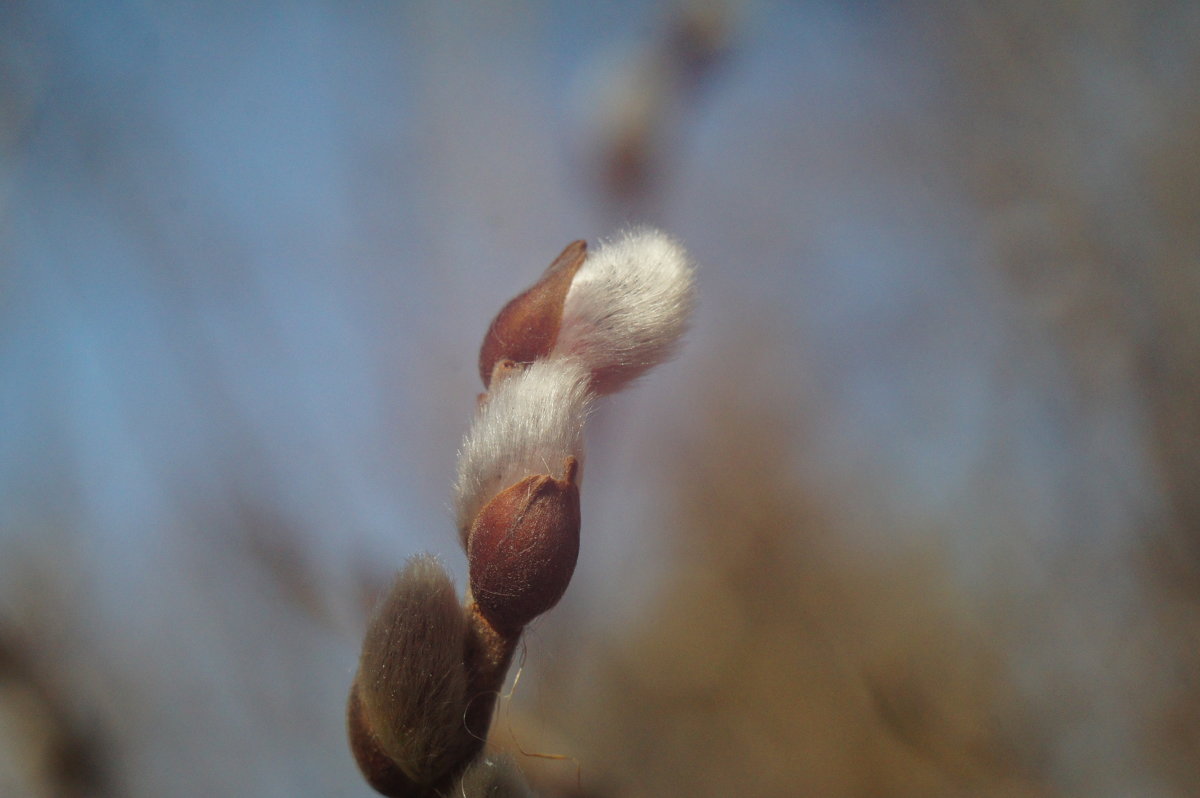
[478,240,588,388]
[349,556,477,791]
[467,457,581,634]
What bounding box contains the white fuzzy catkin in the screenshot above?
[553,227,695,394]
[454,358,592,542]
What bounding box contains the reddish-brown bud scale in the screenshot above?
[467,457,581,633]
[478,240,587,388]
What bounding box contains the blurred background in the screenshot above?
[2,1,1198,796]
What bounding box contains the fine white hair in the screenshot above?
[454,358,592,542]
[553,228,695,394]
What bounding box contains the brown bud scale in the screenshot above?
[467,457,581,633]
[478,240,587,387]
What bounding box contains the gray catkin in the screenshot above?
[356,555,475,785]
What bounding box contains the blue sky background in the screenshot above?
[1,2,1196,796]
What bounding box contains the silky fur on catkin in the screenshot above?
[454,358,592,545]
[553,227,695,394]
[353,555,473,786]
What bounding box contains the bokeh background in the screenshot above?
[2,1,1198,796]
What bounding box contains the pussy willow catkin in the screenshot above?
[348,229,694,797]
